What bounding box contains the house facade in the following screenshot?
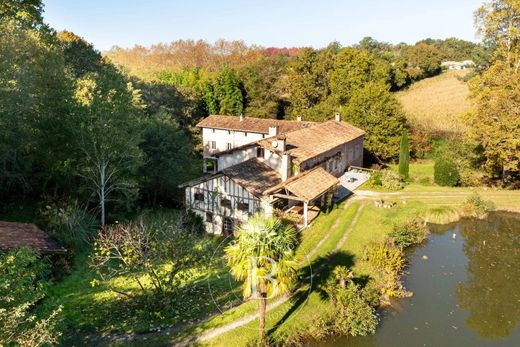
[181,113,365,234]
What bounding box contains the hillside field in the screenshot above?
[396,70,473,134]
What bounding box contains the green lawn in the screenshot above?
[37,162,520,346]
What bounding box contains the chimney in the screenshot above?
[297,115,302,122]
[240,113,244,122]
[277,135,286,152]
[335,112,341,122]
[268,125,279,137]
[281,154,291,182]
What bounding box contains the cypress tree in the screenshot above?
[398,129,410,179]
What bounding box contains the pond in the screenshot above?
[321,212,520,347]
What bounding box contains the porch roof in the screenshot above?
[265,167,339,202]
[223,158,282,197]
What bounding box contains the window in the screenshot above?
[226,143,232,150]
[237,201,249,212]
[257,147,264,158]
[194,191,204,202]
[211,141,217,150]
[262,134,266,139]
[223,217,234,235]
[244,132,248,137]
[206,212,213,222]
[212,128,215,133]
[228,130,231,135]
[221,198,232,208]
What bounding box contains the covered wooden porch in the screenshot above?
[265,167,340,228]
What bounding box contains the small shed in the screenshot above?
[0,221,67,254]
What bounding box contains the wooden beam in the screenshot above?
[271,193,307,202]
[303,202,308,227]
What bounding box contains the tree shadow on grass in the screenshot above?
[267,250,355,337]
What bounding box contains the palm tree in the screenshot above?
[225,214,299,342]
[333,265,354,290]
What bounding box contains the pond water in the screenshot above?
[321,212,520,347]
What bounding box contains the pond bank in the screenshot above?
[318,211,520,347]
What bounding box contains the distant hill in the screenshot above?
[396,70,473,135]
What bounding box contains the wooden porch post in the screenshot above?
[303,201,308,227]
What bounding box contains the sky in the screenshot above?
[42,0,484,51]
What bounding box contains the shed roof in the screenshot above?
[222,158,282,197]
[259,120,364,163]
[265,167,339,202]
[197,115,315,134]
[0,221,67,254]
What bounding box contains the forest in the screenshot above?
[1,0,519,346]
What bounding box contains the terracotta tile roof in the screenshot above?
[197,115,315,134]
[0,221,67,254]
[265,167,339,202]
[222,158,282,197]
[259,120,364,164]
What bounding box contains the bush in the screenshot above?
[91,212,212,305]
[0,248,62,346]
[364,239,409,301]
[381,169,405,190]
[434,158,460,186]
[461,192,495,218]
[40,201,97,251]
[390,217,429,248]
[365,169,404,191]
[327,283,378,337]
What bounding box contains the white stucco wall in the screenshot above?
[217,147,258,171]
[202,127,266,157]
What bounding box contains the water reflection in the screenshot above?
[318,212,520,347]
[455,212,520,339]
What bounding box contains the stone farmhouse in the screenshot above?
[180,113,364,235]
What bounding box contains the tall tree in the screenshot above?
[343,81,406,161]
[139,112,200,206]
[225,215,299,342]
[201,66,244,115]
[72,68,144,225]
[0,23,73,198]
[286,43,340,120]
[240,56,287,119]
[399,129,410,179]
[329,47,389,104]
[475,0,520,69]
[0,0,44,29]
[403,43,443,79]
[466,0,520,183]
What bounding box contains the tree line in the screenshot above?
[0,1,200,225]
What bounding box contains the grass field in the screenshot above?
[396,70,473,134]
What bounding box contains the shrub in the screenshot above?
[366,170,382,187]
[40,201,97,251]
[461,192,495,218]
[381,169,405,190]
[390,217,429,248]
[91,212,212,305]
[0,248,62,346]
[308,270,378,341]
[364,239,409,301]
[329,283,378,337]
[434,158,460,186]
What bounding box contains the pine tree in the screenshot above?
[398,129,410,179]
